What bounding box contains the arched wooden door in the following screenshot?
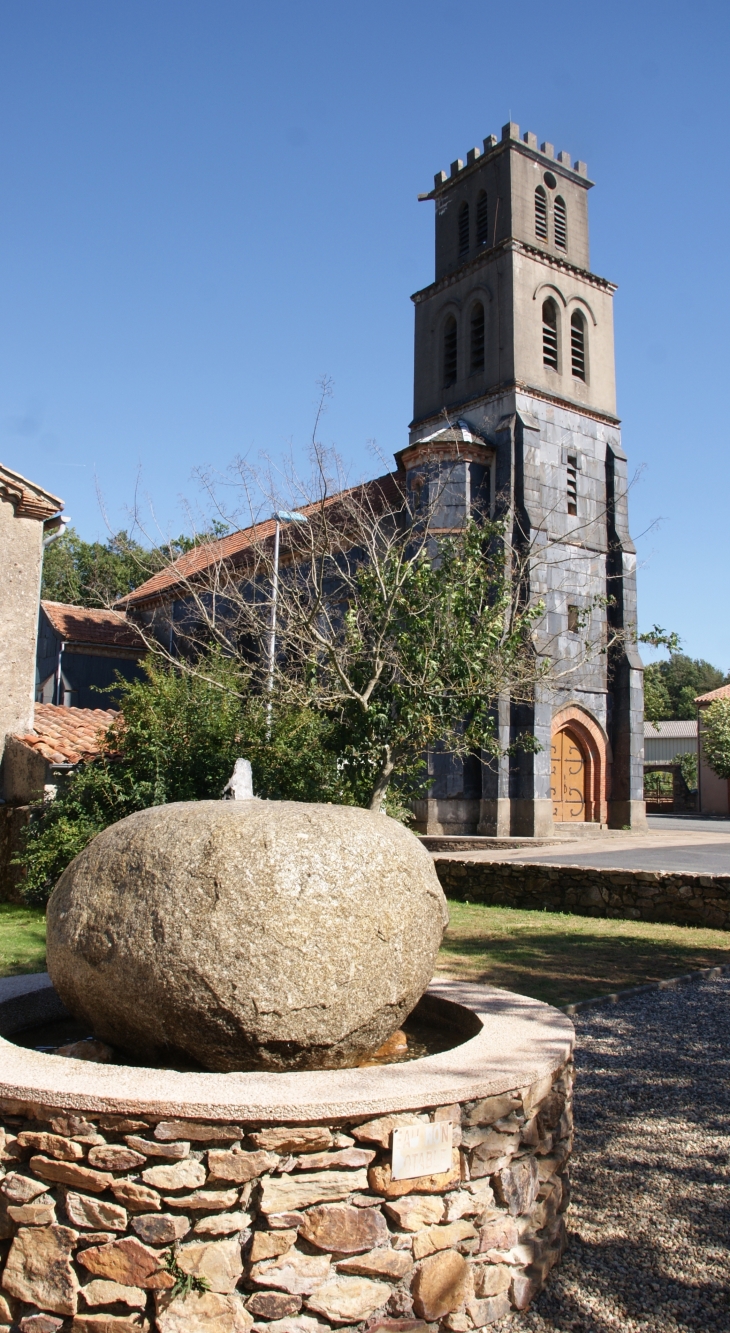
[551,728,586,821]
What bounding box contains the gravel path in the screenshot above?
[497,974,730,1332]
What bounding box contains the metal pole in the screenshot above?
[266,520,281,740]
[55,641,65,707]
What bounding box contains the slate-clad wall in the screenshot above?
[407,386,645,834]
[35,609,145,710]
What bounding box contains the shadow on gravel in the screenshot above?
[511,979,730,1332]
[534,1233,729,1331]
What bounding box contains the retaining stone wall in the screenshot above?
[0,1060,573,1332]
[435,859,730,930]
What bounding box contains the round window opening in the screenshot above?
[544,171,557,190]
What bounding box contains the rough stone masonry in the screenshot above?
[0,1059,572,1332]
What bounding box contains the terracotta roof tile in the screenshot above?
[0,462,63,520]
[14,704,119,765]
[41,602,145,651]
[696,684,730,704]
[118,471,404,608]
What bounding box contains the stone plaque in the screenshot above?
[391,1121,453,1181]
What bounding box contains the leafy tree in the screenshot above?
[700,698,730,781]
[316,518,546,811]
[643,655,727,721]
[42,528,162,607]
[15,651,350,904]
[674,750,698,790]
[643,665,673,723]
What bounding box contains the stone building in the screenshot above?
[123,123,646,838]
[406,122,645,836]
[0,464,64,798]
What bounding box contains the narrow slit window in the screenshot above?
[458,201,470,259]
[535,186,548,241]
[542,299,558,370]
[571,310,586,380]
[476,191,489,246]
[470,302,485,374]
[567,456,578,515]
[443,315,458,387]
[567,605,579,633]
[554,196,567,249]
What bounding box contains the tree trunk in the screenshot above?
[368,749,395,813]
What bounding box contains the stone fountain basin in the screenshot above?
[0,977,574,1329]
[0,977,572,1120]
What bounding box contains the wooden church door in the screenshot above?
[550,728,586,822]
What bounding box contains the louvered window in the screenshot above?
[443,316,458,387]
[535,186,548,241]
[542,299,558,370]
[458,202,470,259]
[476,191,489,246]
[470,303,485,373]
[571,311,586,380]
[567,457,578,515]
[554,196,567,249]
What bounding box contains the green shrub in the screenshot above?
[15,651,353,905]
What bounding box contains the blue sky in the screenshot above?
[1,0,728,666]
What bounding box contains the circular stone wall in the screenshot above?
[0,979,574,1332]
[46,801,449,1072]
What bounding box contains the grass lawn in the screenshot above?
[0,904,47,977]
[436,900,730,1009]
[1,899,728,1011]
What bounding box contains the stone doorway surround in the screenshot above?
[550,706,609,827]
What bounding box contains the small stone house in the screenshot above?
[0,463,64,796]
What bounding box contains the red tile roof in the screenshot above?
[696,684,730,704]
[14,704,118,765]
[41,602,146,652]
[0,462,63,520]
[118,471,404,609]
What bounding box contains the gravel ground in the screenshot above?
[497,973,730,1332]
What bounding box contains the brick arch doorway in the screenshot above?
[550,707,609,825]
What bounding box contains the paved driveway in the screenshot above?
[434,817,730,875]
[513,841,730,875]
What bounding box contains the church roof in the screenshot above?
[118,471,403,610]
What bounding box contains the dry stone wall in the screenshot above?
[0,1061,573,1333]
[435,859,730,930]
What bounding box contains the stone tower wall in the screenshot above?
[408,118,646,837]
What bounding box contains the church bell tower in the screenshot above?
[404,122,646,837]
